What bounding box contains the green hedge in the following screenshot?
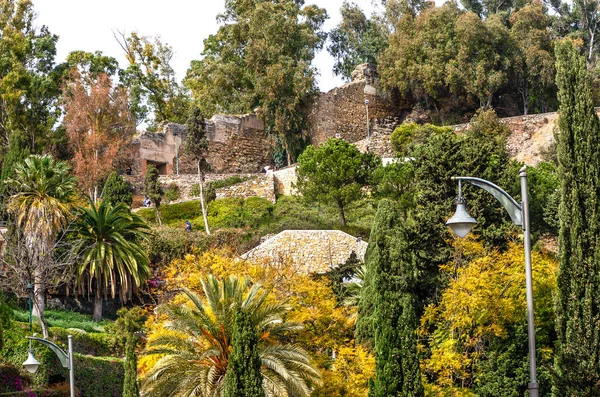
[0,389,68,396]
[73,355,123,397]
[49,328,121,357]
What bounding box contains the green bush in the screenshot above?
[49,328,121,357]
[74,355,124,397]
[0,365,24,393]
[143,227,210,267]
[163,182,180,203]
[137,200,203,226]
[0,389,68,397]
[208,198,245,228]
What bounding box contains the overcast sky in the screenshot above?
[33,0,380,93]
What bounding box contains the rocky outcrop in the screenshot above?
[241,230,368,273]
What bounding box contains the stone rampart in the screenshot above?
[133,114,275,176]
[306,64,405,146]
[241,230,368,273]
[215,174,276,203]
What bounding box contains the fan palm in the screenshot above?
[142,275,321,397]
[7,154,77,337]
[73,199,151,321]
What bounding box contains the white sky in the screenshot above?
[33,0,380,93]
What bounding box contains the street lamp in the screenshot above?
[24,335,75,397]
[446,165,538,397]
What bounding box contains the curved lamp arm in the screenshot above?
[452,176,523,227]
[27,336,70,369]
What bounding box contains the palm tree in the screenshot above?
[72,199,151,321]
[7,154,77,337]
[142,275,321,397]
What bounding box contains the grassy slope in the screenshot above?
[137,195,377,240]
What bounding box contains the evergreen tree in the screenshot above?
[366,200,423,397]
[553,39,600,395]
[116,307,146,397]
[183,107,211,234]
[223,307,265,397]
[102,172,133,207]
[143,165,163,225]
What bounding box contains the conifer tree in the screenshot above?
[224,307,265,397]
[102,171,133,207]
[553,39,600,395]
[184,107,211,234]
[143,165,163,225]
[116,307,146,397]
[366,200,423,397]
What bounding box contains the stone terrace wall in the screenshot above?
[273,166,299,196]
[353,110,600,166]
[216,174,276,203]
[241,230,368,273]
[306,64,405,146]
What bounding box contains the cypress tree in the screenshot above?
[553,39,600,395]
[102,171,133,207]
[123,332,140,397]
[224,307,265,397]
[116,307,145,397]
[367,199,423,397]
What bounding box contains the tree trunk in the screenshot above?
[198,163,211,235]
[31,271,48,337]
[154,205,162,226]
[337,201,347,227]
[93,295,103,322]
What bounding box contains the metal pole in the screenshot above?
[520,166,538,397]
[68,335,75,397]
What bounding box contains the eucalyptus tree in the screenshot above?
[184,0,327,164]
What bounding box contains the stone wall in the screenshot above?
[241,230,368,273]
[133,114,275,176]
[215,174,276,203]
[273,166,299,196]
[352,110,587,166]
[306,64,405,146]
[202,114,275,173]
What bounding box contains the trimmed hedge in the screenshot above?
[0,390,67,397]
[73,355,123,397]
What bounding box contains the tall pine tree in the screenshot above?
[366,199,423,397]
[223,307,265,397]
[553,39,600,394]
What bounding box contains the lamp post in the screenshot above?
[445,165,538,397]
[23,335,75,397]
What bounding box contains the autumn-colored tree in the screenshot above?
[141,250,366,395]
[63,69,135,200]
[419,240,557,395]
